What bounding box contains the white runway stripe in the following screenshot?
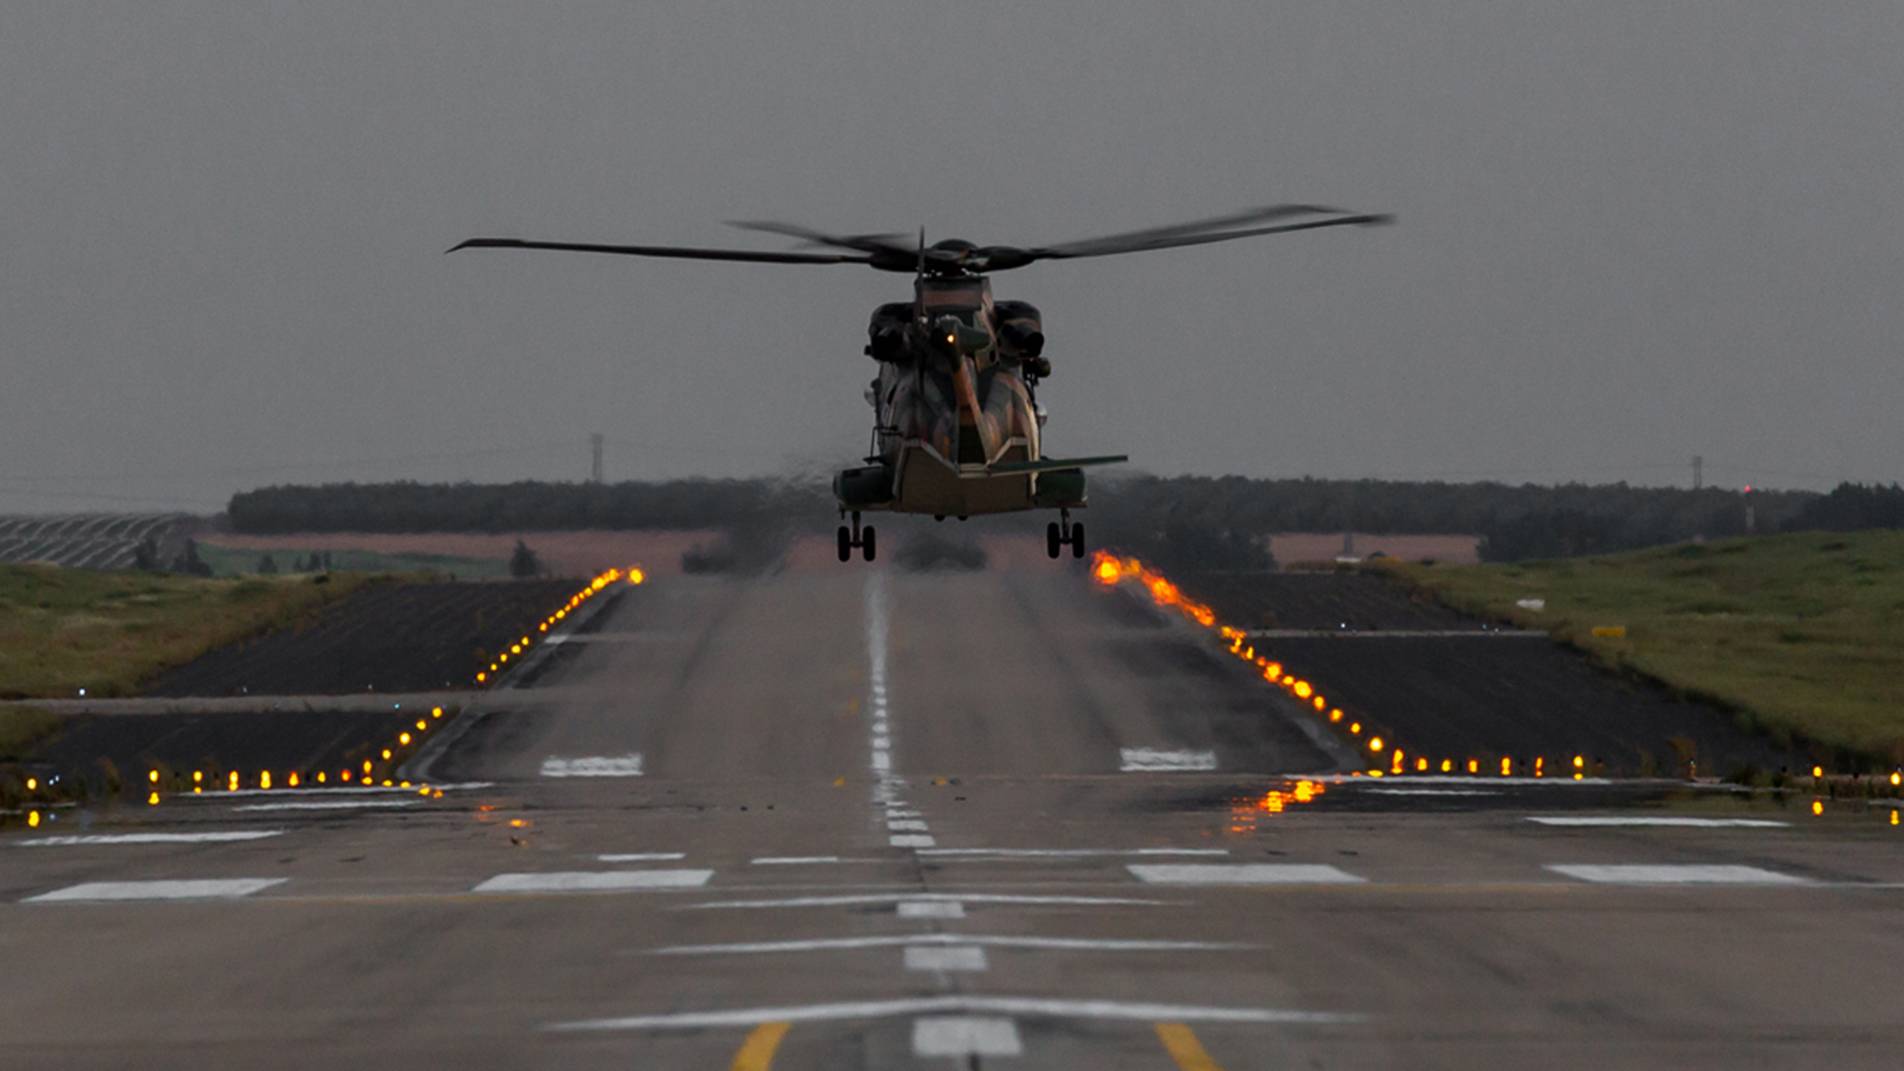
[1129,863,1366,885]
[200,782,492,798]
[899,900,964,919]
[905,945,988,971]
[1527,817,1789,828]
[913,1016,1021,1057]
[473,870,712,894]
[540,754,643,778]
[919,847,1229,859]
[890,834,937,848]
[546,995,1359,1032]
[1119,748,1217,772]
[16,831,284,846]
[651,934,1252,956]
[688,892,1169,910]
[26,878,287,902]
[234,800,419,812]
[1547,864,1812,886]
[595,852,687,862]
[750,856,849,865]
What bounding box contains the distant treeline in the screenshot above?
[225,477,1903,565]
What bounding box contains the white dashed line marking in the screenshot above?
[1119,748,1217,772]
[651,934,1251,956]
[919,847,1229,859]
[887,819,929,832]
[751,856,847,866]
[233,800,419,812]
[1128,863,1366,885]
[1546,864,1812,886]
[473,870,712,894]
[688,892,1169,910]
[912,1016,1022,1056]
[26,878,287,902]
[15,831,284,846]
[890,834,937,848]
[539,754,644,778]
[1526,817,1789,828]
[905,945,989,972]
[899,900,964,919]
[595,853,687,863]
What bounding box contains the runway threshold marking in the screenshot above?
[1157,1023,1225,1071]
[25,878,288,903]
[912,1015,1021,1057]
[729,1021,788,1071]
[545,995,1357,1033]
[14,831,285,846]
[539,754,643,778]
[1527,817,1790,828]
[1129,864,1366,886]
[473,870,713,894]
[1546,864,1812,886]
[1120,748,1217,772]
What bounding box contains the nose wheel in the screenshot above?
[837,511,877,563]
[1046,510,1086,559]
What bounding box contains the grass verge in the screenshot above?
[1385,531,1904,766]
[0,565,378,699]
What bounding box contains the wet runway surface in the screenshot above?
[4,569,1902,1068]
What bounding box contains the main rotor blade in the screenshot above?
[1025,210,1393,264]
[447,237,873,266]
[1027,204,1348,260]
[726,220,915,258]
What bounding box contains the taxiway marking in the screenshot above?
[26,878,287,903]
[1157,1022,1226,1071]
[1527,817,1789,828]
[547,995,1357,1032]
[1129,863,1366,886]
[730,1021,789,1071]
[473,869,712,894]
[1547,864,1812,886]
[1120,748,1218,772]
[912,1015,1021,1056]
[16,831,284,846]
[539,754,643,778]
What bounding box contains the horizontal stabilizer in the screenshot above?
[983,454,1129,475]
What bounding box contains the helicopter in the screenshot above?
[450,203,1388,562]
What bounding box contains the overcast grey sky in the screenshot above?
[3,2,1900,513]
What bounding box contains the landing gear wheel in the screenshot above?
[1071,522,1086,559]
[1046,521,1062,559]
[837,525,852,563]
[861,526,877,562]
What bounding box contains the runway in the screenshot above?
[4,568,1902,1068]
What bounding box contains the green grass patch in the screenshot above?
[195,543,506,579]
[0,565,379,699]
[0,706,59,759]
[1386,531,1904,765]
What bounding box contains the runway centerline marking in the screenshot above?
[233,800,419,812]
[920,847,1229,859]
[900,900,964,919]
[905,945,988,972]
[545,995,1360,1032]
[540,754,643,778]
[26,878,287,903]
[1527,817,1790,828]
[889,834,937,848]
[1129,863,1366,886]
[15,831,284,846]
[751,856,849,866]
[864,571,930,844]
[473,870,713,894]
[596,852,687,862]
[1120,748,1218,772]
[913,1015,1021,1056]
[1547,864,1813,886]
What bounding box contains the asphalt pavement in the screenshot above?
[3,566,1901,1069]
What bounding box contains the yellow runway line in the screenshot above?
[1156,1022,1224,1071]
[731,1021,790,1070]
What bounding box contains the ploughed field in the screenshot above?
[145,579,578,696]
